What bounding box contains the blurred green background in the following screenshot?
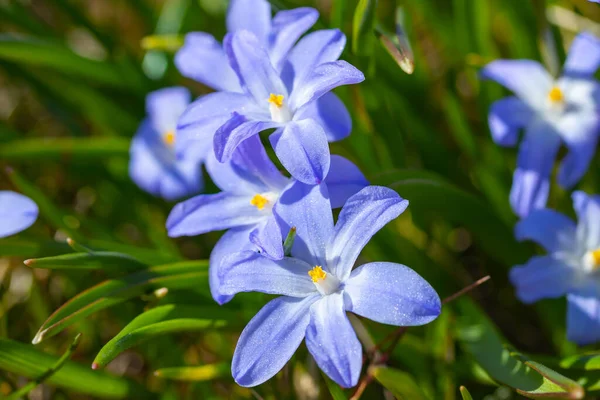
[1,0,600,399]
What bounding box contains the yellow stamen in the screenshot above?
[250,194,269,211]
[268,93,284,108]
[163,130,175,146]
[308,266,327,283]
[591,249,600,269]
[548,86,564,103]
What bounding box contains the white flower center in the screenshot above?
[308,266,340,296]
[268,93,292,123]
[249,192,278,212]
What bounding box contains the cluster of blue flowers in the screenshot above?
[2,0,600,390]
[483,33,600,345]
[144,0,440,388]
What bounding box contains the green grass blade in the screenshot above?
[456,299,585,399]
[93,304,236,368]
[459,386,473,400]
[32,260,209,344]
[0,337,153,399]
[24,251,147,272]
[6,334,81,400]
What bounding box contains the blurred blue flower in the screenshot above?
[0,191,38,238]
[166,135,368,304]
[511,191,600,345]
[129,87,204,201]
[481,32,600,217]
[218,184,441,387]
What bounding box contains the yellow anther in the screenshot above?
[163,130,175,146]
[250,194,269,211]
[591,249,600,269]
[308,266,327,283]
[548,86,564,103]
[268,93,284,108]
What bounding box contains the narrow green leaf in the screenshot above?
[540,353,600,371]
[24,251,147,272]
[0,35,130,89]
[370,366,429,400]
[0,337,152,399]
[93,304,236,368]
[33,260,209,344]
[456,299,585,399]
[154,363,230,381]
[352,0,378,56]
[459,386,473,400]
[7,334,81,400]
[0,137,129,161]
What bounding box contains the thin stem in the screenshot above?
[7,334,82,400]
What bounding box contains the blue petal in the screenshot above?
[566,292,600,345]
[325,155,369,209]
[509,255,576,304]
[209,227,255,305]
[510,122,561,218]
[205,150,268,196]
[227,0,271,43]
[556,110,600,188]
[290,61,365,111]
[305,293,362,388]
[270,119,330,184]
[176,92,258,159]
[268,8,319,71]
[514,209,577,253]
[249,215,284,260]
[344,262,441,326]
[232,295,317,387]
[166,192,266,237]
[274,182,333,266]
[572,191,600,249]
[282,29,346,91]
[225,30,288,105]
[230,134,289,191]
[129,120,202,201]
[0,191,38,238]
[326,186,408,281]
[147,87,190,134]
[480,60,552,108]
[294,92,352,142]
[563,32,600,79]
[219,251,316,297]
[175,33,241,92]
[214,113,279,162]
[488,97,534,147]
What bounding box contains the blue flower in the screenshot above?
[0,191,38,238]
[218,184,441,388]
[511,191,600,345]
[166,135,368,304]
[129,87,204,201]
[481,33,600,217]
[176,22,363,184]
[174,0,354,171]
